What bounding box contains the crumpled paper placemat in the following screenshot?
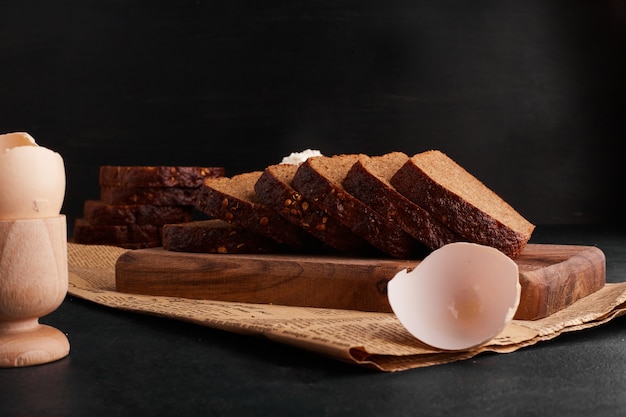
[67,243,626,372]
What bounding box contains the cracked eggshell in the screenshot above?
[0,132,66,219]
[388,242,520,351]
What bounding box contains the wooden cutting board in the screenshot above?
[115,243,606,320]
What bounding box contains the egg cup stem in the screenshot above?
[0,215,70,367]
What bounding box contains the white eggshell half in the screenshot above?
[388,242,520,351]
[0,132,37,150]
[0,133,66,219]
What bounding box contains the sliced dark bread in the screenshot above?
[390,150,535,258]
[83,200,193,226]
[162,219,284,254]
[291,154,423,259]
[254,163,378,255]
[99,166,224,188]
[73,218,162,249]
[100,186,199,206]
[195,171,319,250]
[342,152,462,250]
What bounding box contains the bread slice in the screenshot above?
[254,163,377,255]
[342,152,462,250]
[99,166,224,188]
[195,171,319,250]
[83,200,193,226]
[162,219,284,254]
[390,150,535,258]
[291,154,423,258]
[73,218,162,249]
[100,186,199,206]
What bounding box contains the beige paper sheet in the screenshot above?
[66,242,626,372]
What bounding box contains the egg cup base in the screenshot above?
[0,215,70,367]
[0,322,70,367]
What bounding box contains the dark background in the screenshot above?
[1,0,624,228]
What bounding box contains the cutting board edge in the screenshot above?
[114,243,607,320]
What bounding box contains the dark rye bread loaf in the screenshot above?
[390,150,535,258]
[98,165,224,206]
[99,166,224,188]
[73,218,162,249]
[100,186,199,206]
[342,152,462,250]
[195,171,319,250]
[162,219,284,254]
[254,163,377,255]
[83,200,193,225]
[291,154,423,259]
[74,165,225,249]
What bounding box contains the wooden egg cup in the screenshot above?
[0,215,70,367]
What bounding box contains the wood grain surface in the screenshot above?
[115,243,606,320]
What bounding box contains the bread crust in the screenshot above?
[343,153,462,250]
[162,219,283,254]
[100,186,200,206]
[83,200,193,225]
[73,218,162,249]
[390,150,534,258]
[254,163,376,255]
[291,154,422,259]
[195,172,318,250]
[99,166,224,188]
